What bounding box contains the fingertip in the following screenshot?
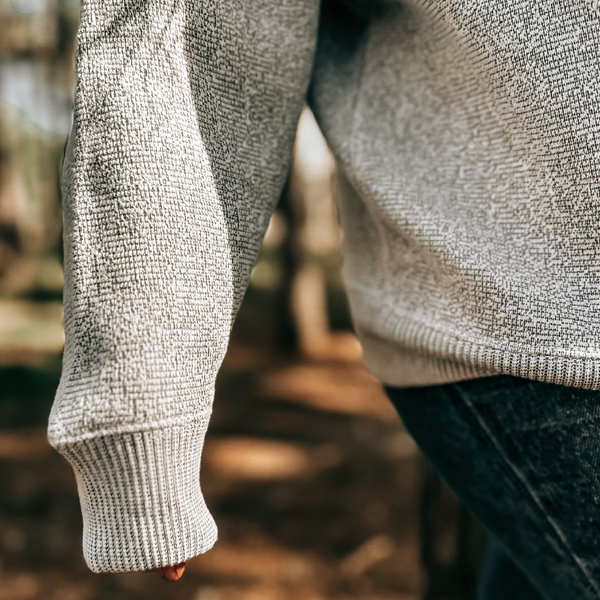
[157,562,186,582]
[173,562,186,581]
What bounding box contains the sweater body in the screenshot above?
[309,0,600,389]
[49,0,600,573]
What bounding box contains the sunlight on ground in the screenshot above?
[0,300,63,365]
[203,437,344,480]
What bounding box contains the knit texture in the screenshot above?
[308,0,600,388]
[49,0,600,572]
[48,0,319,572]
[59,421,217,573]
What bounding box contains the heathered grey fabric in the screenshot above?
[48,0,600,572]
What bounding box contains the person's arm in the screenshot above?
[48,0,319,574]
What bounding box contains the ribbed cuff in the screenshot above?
[56,420,218,573]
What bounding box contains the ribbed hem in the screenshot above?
[351,292,600,390]
[55,420,218,573]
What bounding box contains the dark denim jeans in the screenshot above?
[385,375,600,600]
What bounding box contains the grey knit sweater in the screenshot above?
[48,0,600,573]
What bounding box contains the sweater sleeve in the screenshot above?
[47,0,319,573]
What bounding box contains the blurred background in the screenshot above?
[0,1,487,599]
